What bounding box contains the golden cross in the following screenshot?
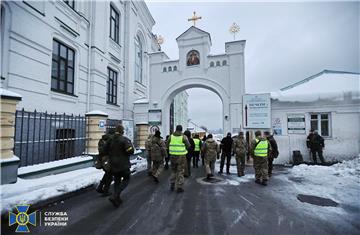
[188,11,202,27]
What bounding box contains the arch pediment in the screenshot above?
[176,26,212,45]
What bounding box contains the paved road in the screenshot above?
[3,165,360,235]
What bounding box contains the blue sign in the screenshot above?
[9,205,37,233]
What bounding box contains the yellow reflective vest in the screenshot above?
[194,138,200,152]
[169,135,188,155]
[254,139,269,157]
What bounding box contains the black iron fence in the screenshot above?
[14,109,87,167]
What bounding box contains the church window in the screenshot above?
[163,67,167,72]
[216,61,220,66]
[173,66,177,71]
[107,67,118,105]
[51,39,75,95]
[222,60,227,66]
[168,66,172,72]
[187,50,200,66]
[110,5,120,43]
[135,35,143,83]
[210,61,214,67]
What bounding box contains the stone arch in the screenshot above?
[160,77,231,135]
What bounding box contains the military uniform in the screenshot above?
[250,136,271,185]
[193,138,202,168]
[148,135,167,181]
[309,133,325,164]
[96,133,113,195]
[202,137,220,178]
[232,136,248,177]
[266,135,279,177]
[145,135,153,176]
[104,131,134,207]
[167,131,190,192]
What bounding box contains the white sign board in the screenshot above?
[148,110,162,125]
[122,120,134,142]
[243,94,271,129]
[287,114,306,134]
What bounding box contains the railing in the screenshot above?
[14,109,87,167]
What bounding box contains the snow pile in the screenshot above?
[18,156,93,175]
[285,157,360,205]
[0,156,148,213]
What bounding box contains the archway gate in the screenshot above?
[134,26,246,147]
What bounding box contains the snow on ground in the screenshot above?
[18,156,93,175]
[0,156,148,213]
[270,156,360,230]
[282,156,360,206]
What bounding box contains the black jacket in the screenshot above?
[221,136,233,153]
[105,133,134,173]
[309,134,325,150]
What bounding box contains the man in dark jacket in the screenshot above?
[193,134,202,168]
[309,130,326,164]
[219,133,233,174]
[104,124,134,207]
[264,131,279,177]
[96,129,114,196]
[184,130,195,177]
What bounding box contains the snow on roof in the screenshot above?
[271,70,360,102]
[133,98,149,104]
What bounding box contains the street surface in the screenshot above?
[3,163,359,235]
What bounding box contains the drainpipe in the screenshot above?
[86,1,93,112]
[123,1,130,118]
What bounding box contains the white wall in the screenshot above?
[272,101,360,164]
[1,0,155,121]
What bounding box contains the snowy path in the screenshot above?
[2,158,359,235]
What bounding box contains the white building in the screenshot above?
[270,70,360,164]
[1,0,158,120]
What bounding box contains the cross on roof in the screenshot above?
[188,11,202,27]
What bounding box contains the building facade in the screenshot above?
[1,0,158,120]
[270,70,360,164]
[172,91,188,131]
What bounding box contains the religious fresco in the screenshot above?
[187,50,200,66]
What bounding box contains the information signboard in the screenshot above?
[243,94,271,129]
[148,109,162,125]
[287,114,306,134]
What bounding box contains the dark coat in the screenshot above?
[221,136,233,153]
[105,133,134,173]
[267,135,279,159]
[187,138,195,158]
[309,134,325,150]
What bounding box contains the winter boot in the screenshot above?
[177,188,184,193]
[261,179,268,186]
[152,175,159,183]
[255,179,261,185]
[170,183,175,191]
[109,195,122,208]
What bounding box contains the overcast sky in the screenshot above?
[146,1,359,130]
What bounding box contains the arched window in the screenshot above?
[222,60,227,66]
[186,50,200,66]
[135,35,143,83]
[173,66,177,71]
[168,66,172,72]
[216,61,220,66]
[163,67,167,72]
[210,61,214,67]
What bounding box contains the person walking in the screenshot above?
[95,129,114,196]
[104,124,135,207]
[145,134,153,176]
[164,135,170,169]
[250,130,271,186]
[184,130,195,177]
[219,133,233,174]
[202,134,220,179]
[167,125,190,193]
[306,129,315,162]
[232,131,248,177]
[201,135,207,166]
[193,134,202,168]
[148,130,167,183]
[264,131,279,177]
[309,130,326,164]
